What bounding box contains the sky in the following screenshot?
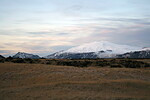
[0,0,150,57]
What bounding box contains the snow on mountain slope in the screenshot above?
[142,47,150,51]
[118,50,150,58]
[13,52,40,59]
[64,41,141,54]
[46,41,142,59]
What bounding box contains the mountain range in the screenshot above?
[45,41,149,59]
[1,41,150,59]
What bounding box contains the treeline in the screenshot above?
[0,57,150,68]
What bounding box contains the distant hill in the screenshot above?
[0,55,5,59]
[13,52,40,59]
[118,49,150,58]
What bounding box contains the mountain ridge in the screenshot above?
[9,41,150,59]
[0,55,5,59]
[13,52,40,59]
[46,41,146,59]
[64,41,141,54]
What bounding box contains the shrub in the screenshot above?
[12,58,25,63]
[5,56,13,62]
[119,60,150,68]
[0,59,5,63]
[110,64,123,68]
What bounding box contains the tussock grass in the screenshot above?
[0,63,150,100]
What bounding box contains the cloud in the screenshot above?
[72,26,150,47]
[28,32,51,35]
[56,33,70,36]
[0,32,75,56]
[28,31,70,36]
[75,17,150,26]
[51,45,73,52]
[0,50,16,57]
[1,15,149,57]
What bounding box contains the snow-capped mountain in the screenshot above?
[13,52,40,59]
[118,47,150,58]
[46,52,98,59]
[65,41,140,54]
[142,47,150,51]
[46,41,142,59]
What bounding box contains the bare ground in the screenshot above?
[0,62,150,100]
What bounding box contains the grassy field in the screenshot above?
[0,62,150,100]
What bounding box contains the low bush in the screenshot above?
[5,56,13,62]
[3,57,150,68]
[12,58,25,63]
[120,60,150,68]
[0,59,5,63]
[110,64,123,68]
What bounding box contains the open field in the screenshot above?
[0,62,150,100]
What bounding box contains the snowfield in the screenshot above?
[64,41,141,54]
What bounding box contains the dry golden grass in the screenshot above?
[0,62,150,100]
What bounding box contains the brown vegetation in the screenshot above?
[0,61,150,100]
